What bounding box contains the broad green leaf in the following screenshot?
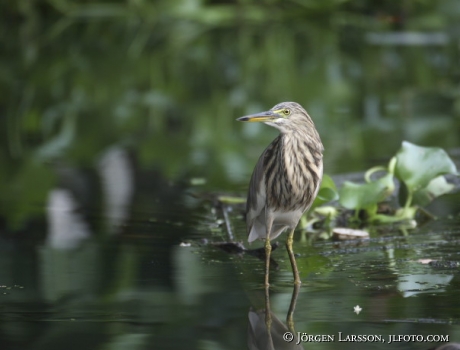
[339,172,395,211]
[316,187,338,203]
[394,141,457,192]
[412,175,455,207]
[311,187,338,210]
[311,174,338,210]
[319,173,337,191]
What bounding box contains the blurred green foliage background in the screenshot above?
[1,0,460,229]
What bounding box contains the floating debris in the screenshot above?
[333,228,370,241]
[417,259,460,268]
[354,305,362,315]
[417,259,434,264]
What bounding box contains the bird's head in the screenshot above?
[237,101,315,134]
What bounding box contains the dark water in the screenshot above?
[1,157,460,350]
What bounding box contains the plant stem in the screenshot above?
[404,191,413,209]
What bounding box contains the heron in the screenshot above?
[237,102,323,286]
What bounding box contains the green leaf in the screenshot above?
[314,206,337,217]
[339,172,395,211]
[316,187,338,203]
[394,141,458,193]
[320,173,337,191]
[412,175,455,207]
[311,174,338,210]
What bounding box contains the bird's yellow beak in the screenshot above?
[237,110,278,122]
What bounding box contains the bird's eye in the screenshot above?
[283,109,291,116]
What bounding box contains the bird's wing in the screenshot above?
[246,148,267,240]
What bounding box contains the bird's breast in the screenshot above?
[264,136,323,212]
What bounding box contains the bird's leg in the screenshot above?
[264,217,274,288]
[286,228,301,285]
[264,239,273,336]
[264,236,272,287]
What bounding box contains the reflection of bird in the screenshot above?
[248,309,303,350]
[238,102,323,285]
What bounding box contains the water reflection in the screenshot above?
[248,285,302,350]
[398,274,454,298]
[42,187,98,302]
[97,147,134,235]
[46,189,90,249]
